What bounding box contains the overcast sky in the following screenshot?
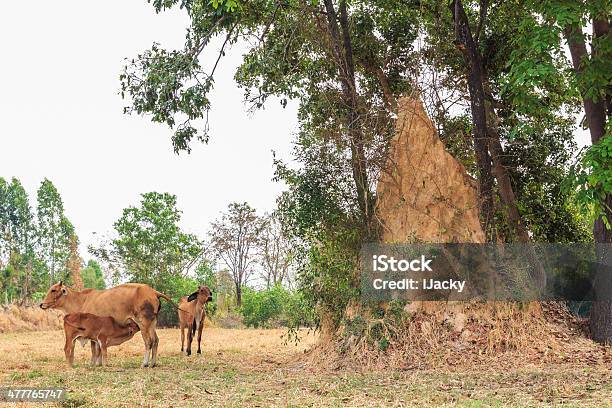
[0,1,299,258]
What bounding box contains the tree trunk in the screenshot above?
[564,24,608,143]
[50,240,55,287]
[483,101,529,242]
[564,21,612,343]
[590,206,612,343]
[484,90,547,288]
[450,0,495,240]
[592,18,611,117]
[236,284,242,307]
[360,61,397,112]
[452,0,546,287]
[323,0,374,230]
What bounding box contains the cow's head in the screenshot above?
[40,281,69,310]
[127,320,140,335]
[187,285,213,303]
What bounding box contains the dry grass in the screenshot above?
[0,305,63,333]
[0,328,610,407]
[316,302,612,371]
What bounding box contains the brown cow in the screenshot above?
[41,281,173,367]
[63,312,140,367]
[178,285,212,356]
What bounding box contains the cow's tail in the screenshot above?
[154,290,192,315]
[154,290,173,303]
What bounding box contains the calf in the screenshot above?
[178,286,212,356]
[63,312,140,367]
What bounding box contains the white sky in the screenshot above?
[0,1,299,259]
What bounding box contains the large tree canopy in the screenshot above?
[122,0,610,341]
[92,192,202,290]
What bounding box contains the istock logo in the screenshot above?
[372,254,433,272]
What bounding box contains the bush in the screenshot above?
[240,285,286,328]
[282,290,316,329]
[240,285,315,330]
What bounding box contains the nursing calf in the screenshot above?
[63,313,140,367]
[178,285,212,356]
[41,281,173,367]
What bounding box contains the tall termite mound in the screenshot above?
[376,97,484,244]
[312,97,604,369]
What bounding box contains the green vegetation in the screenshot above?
[90,192,205,325]
[80,260,106,290]
[240,285,314,329]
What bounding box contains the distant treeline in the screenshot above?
[0,177,105,303]
[0,179,313,330]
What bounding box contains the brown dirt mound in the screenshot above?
[306,301,610,370]
[307,97,610,370]
[0,304,64,333]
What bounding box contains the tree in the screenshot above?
[194,259,217,291]
[0,177,38,300]
[213,269,237,314]
[448,0,548,288]
[81,259,106,290]
[416,0,591,245]
[0,177,80,301]
[36,179,74,286]
[559,1,611,344]
[258,213,293,289]
[121,0,420,234]
[0,178,9,268]
[121,0,421,327]
[502,0,611,343]
[449,0,495,236]
[5,178,36,257]
[91,192,202,293]
[209,202,262,306]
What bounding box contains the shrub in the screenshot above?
[282,290,316,329]
[240,285,316,330]
[240,285,287,328]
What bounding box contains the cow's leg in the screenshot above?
[94,342,103,366]
[139,321,152,368]
[89,341,96,366]
[64,336,75,367]
[197,319,204,354]
[90,341,102,366]
[186,321,194,356]
[100,339,108,367]
[150,327,159,367]
[180,322,185,352]
[97,344,103,366]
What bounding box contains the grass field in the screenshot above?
[0,328,610,407]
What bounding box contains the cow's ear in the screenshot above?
[187,292,198,302]
[61,287,68,295]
